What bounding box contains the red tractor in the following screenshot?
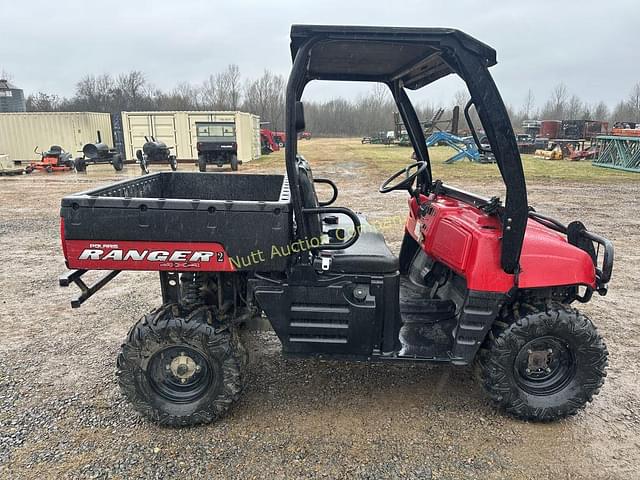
[60,26,612,426]
[260,128,280,154]
[273,131,287,147]
[26,145,75,173]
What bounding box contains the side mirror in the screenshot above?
[295,101,305,133]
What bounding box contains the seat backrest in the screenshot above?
[45,145,63,156]
[296,156,322,240]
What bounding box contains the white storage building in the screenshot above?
[120,111,261,163]
[0,112,113,161]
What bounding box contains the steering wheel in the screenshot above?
[379,161,428,194]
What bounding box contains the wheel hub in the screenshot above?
[526,348,553,373]
[169,352,199,381]
[148,346,212,402]
[514,336,575,395]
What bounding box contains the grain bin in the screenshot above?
[0,79,26,112]
[120,111,261,162]
[0,112,113,161]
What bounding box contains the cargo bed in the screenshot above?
[61,172,292,271]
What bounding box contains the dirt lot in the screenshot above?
[1,138,639,479]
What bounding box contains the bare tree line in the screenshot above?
[507,82,638,127]
[22,66,640,135]
[304,81,640,137]
[25,66,288,129]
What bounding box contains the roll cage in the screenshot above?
[284,25,528,274]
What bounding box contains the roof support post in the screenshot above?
[389,81,432,192]
[285,40,313,240]
[446,48,528,274]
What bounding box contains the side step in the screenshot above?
[450,291,505,364]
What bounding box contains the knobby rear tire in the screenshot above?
[117,304,246,426]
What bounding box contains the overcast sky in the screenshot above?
[2,0,638,110]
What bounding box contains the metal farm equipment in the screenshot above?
[425,131,494,163]
[394,107,460,146]
[74,131,124,172]
[135,137,178,174]
[593,135,640,173]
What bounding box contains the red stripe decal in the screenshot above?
[64,240,235,272]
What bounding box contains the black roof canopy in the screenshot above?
[290,25,497,89]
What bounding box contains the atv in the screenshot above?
[59,25,612,426]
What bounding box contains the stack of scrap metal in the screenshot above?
[612,128,640,137]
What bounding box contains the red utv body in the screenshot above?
[59,25,612,427]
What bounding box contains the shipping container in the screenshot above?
[120,111,261,162]
[0,112,113,161]
[560,120,609,140]
[539,120,561,139]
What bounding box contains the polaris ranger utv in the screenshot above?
[59,25,612,426]
[196,121,239,171]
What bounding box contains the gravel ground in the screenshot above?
[1,144,639,479]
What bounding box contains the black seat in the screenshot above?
[328,228,399,274]
[297,156,323,239]
[318,213,399,273]
[45,145,63,156]
[297,156,398,274]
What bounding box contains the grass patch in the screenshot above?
[253,138,640,184]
